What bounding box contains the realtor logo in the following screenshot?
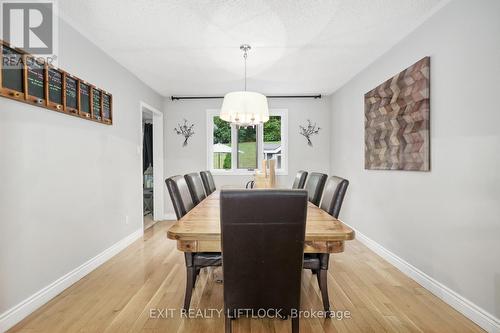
[1,0,56,55]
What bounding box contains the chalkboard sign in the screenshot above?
[92,88,101,120]
[26,57,45,102]
[65,76,78,112]
[102,93,112,122]
[79,82,90,116]
[1,45,24,95]
[47,68,63,106]
[1,41,112,125]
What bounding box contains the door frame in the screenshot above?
[139,101,165,222]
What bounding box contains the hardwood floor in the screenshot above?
[143,213,155,230]
[9,221,484,333]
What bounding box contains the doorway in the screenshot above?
[140,102,164,230]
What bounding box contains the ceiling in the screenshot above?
[59,0,444,97]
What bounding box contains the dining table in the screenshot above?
[167,189,355,254]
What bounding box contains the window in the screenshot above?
[207,109,288,175]
[212,116,231,170]
[237,126,257,169]
[263,116,282,169]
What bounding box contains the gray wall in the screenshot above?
[330,0,500,318]
[0,19,162,314]
[164,97,331,216]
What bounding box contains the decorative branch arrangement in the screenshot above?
[174,119,195,146]
[299,119,321,146]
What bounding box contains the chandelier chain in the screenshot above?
[240,44,251,92]
[244,50,247,91]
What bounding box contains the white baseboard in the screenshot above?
[0,228,144,333]
[352,228,500,333]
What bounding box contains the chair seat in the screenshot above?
[303,253,329,270]
[303,254,320,269]
[193,252,222,267]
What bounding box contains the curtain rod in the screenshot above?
[170,94,322,101]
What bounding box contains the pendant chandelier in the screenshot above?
[220,44,269,128]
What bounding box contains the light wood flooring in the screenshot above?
[143,213,155,231]
[8,221,484,333]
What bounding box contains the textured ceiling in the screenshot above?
[59,0,444,96]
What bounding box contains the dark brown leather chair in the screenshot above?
[165,175,194,220]
[184,172,207,205]
[292,170,308,189]
[200,170,216,195]
[165,175,221,310]
[319,176,349,218]
[303,175,349,312]
[221,189,308,333]
[303,172,327,206]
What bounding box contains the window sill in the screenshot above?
[210,169,288,176]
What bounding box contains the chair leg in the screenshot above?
[183,266,195,310]
[292,317,299,333]
[225,316,232,333]
[317,269,330,312]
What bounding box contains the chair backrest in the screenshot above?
[184,173,207,205]
[304,172,328,206]
[292,170,308,189]
[319,176,349,218]
[220,189,308,318]
[200,170,216,195]
[165,175,195,220]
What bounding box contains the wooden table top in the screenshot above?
[167,190,355,253]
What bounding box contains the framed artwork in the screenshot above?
[364,57,430,171]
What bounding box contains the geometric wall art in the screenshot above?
[364,56,430,171]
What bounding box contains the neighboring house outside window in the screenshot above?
[263,142,282,169]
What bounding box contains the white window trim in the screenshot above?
[207,109,288,176]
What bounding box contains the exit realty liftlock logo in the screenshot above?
[1,0,58,63]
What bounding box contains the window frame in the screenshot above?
[207,109,288,176]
